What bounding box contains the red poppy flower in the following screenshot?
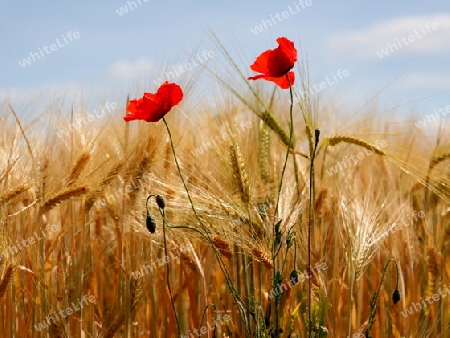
[248,37,297,89]
[124,82,183,122]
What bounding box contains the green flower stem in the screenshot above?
[162,118,250,336]
[308,129,320,338]
[159,207,181,335]
[146,195,206,237]
[273,74,295,338]
[365,259,399,337]
[274,77,294,218]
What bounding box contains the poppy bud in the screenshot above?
[156,195,165,209]
[392,289,400,304]
[146,213,156,233]
[290,269,299,285]
[286,234,296,248]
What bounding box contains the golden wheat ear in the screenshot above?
[0,264,15,298]
[85,161,124,210]
[67,152,90,186]
[251,247,273,269]
[41,186,88,212]
[429,152,450,170]
[211,234,233,259]
[0,185,30,204]
[322,135,386,156]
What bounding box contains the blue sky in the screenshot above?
[1,0,449,123]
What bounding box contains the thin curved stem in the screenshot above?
[308,129,320,338]
[365,259,399,337]
[147,195,208,237]
[273,75,294,338]
[162,118,250,335]
[199,303,217,335]
[274,78,294,218]
[159,208,181,335]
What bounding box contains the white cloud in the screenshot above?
[1,82,83,103]
[397,72,450,88]
[106,58,154,80]
[329,14,450,59]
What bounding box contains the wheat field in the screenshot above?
[1,38,450,338]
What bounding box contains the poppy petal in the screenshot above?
[248,74,268,81]
[157,82,183,107]
[276,37,297,65]
[248,37,297,88]
[124,82,183,123]
[250,50,273,74]
[254,72,295,89]
[124,98,150,121]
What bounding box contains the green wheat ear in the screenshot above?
[229,143,251,204]
[258,123,271,183]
